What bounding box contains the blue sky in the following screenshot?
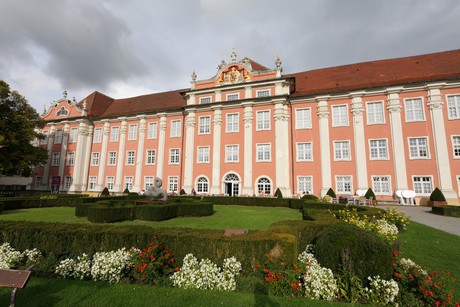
[1,0,459,112]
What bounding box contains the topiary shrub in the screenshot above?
[314,222,393,281]
[123,188,130,194]
[179,189,186,196]
[301,194,319,202]
[326,188,337,198]
[274,188,283,199]
[429,187,446,202]
[364,188,376,200]
[100,187,110,197]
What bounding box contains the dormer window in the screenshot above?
[56,107,68,116]
[226,93,239,101]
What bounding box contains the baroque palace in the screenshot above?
[35,49,460,205]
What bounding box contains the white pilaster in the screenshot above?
[273,100,291,197]
[42,125,55,190]
[156,115,167,179]
[183,111,196,192]
[427,87,457,202]
[351,95,368,191]
[80,126,93,192]
[317,100,332,197]
[57,123,69,187]
[211,108,222,195]
[115,120,127,192]
[96,121,110,190]
[70,121,92,192]
[243,104,253,195]
[215,91,222,103]
[387,91,408,190]
[134,118,146,192]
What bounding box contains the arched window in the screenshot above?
[223,173,240,196]
[196,177,209,193]
[257,177,271,195]
[56,107,68,116]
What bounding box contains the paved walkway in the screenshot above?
[378,205,460,236]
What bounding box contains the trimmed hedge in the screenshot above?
[431,205,460,217]
[201,196,301,208]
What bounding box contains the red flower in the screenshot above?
[393,251,398,257]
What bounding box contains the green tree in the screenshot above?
[0,80,48,176]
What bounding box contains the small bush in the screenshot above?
[314,222,393,281]
[429,187,446,202]
[274,188,283,199]
[301,194,319,202]
[179,189,186,196]
[100,187,110,197]
[364,188,376,200]
[326,188,337,198]
[123,188,130,194]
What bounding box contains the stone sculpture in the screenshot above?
[144,177,168,202]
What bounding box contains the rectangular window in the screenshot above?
[226,113,239,132]
[409,137,429,159]
[369,139,388,160]
[110,126,119,142]
[69,128,78,143]
[108,151,117,165]
[91,152,100,165]
[169,148,180,164]
[372,176,391,194]
[453,136,460,158]
[332,105,348,127]
[52,153,60,166]
[128,124,137,140]
[256,90,270,98]
[170,120,181,137]
[297,176,312,194]
[200,97,211,104]
[225,145,239,162]
[256,110,270,130]
[405,98,424,122]
[66,152,75,166]
[126,151,135,165]
[106,176,114,190]
[447,95,460,119]
[413,176,433,194]
[367,101,384,124]
[297,142,313,161]
[64,176,72,190]
[54,129,63,144]
[124,176,133,191]
[146,150,156,165]
[256,144,271,162]
[88,176,97,190]
[334,141,350,160]
[199,116,211,134]
[336,176,352,193]
[147,122,157,139]
[40,131,48,145]
[197,146,210,163]
[226,93,239,101]
[93,128,102,143]
[145,176,154,189]
[168,176,179,192]
[295,108,312,129]
[35,177,43,189]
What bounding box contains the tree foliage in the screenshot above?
[0,80,48,176]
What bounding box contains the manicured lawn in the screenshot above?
[0,205,302,230]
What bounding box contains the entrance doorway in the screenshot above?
[224,173,240,196]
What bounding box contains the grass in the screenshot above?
[0,205,302,230]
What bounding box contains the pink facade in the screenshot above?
[34,50,460,204]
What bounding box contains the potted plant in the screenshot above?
[427,187,447,207]
[364,188,377,206]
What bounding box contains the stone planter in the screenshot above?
[426,200,447,207]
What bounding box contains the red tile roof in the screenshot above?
[286,49,460,97]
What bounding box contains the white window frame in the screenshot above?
[225,144,239,162]
[126,150,135,165]
[110,126,119,142]
[169,148,180,164]
[336,175,353,194]
[226,93,239,101]
[170,120,181,137]
[198,116,211,134]
[51,152,60,166]
[453,135,460,159]
[256,143,271,162]
[366,101,385,125]
[146,149,156,165]
[145,176,154,190]
[197,146,210,163]
[91,152,100,166]
[372,176,391,195]
[106,176,114,190]
[66,152,75,166]
[226,113,239,133]
[297,176,313,194]
[256,89,270,98]
[69,128,78,143]
[256,177,272,194]
[296,142,313,161]
[334,140,351,161]
[168,176,179,192]
[196,176,209,193]
[124,176,133,191]
[40,131,48,145]
[404,97,425,122]
[412,176,433,195]
[408,137,429,159]
[295,108,312,129]
[128,124,138,141]
[108,151,117,165]
[54,129,63,144]
[93,128,102,143]
[35,176,43,189]
[256,110,270,131]
[88,176,97,190]
[64,176,72,190]
[447,94,460,120]
[199,96,212,104]
[147,122,158,139]
[332,105,349,127]
[369,139,389,160]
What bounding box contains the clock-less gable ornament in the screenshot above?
[216,65,251,85]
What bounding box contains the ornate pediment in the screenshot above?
[216,65,251,85]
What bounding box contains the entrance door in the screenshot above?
[224,173,240,196]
